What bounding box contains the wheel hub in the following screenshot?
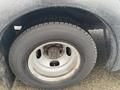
[44,44,64,59]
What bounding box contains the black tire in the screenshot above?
[9,22,97,89]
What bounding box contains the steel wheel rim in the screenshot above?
[28,41,81,82]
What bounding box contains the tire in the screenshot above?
[9,22,97,89]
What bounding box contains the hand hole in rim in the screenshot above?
[66,47,71,56]
[50,60,60,67]
[36,49,41,59]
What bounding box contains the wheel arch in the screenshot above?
[0,0,120,71]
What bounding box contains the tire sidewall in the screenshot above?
[9,23,97,88]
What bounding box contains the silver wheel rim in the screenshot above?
[28,41,81,82]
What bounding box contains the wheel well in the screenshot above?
[0,7,112,69]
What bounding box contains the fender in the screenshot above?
[0,0,120,71]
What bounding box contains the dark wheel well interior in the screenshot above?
[11,7,106,30]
